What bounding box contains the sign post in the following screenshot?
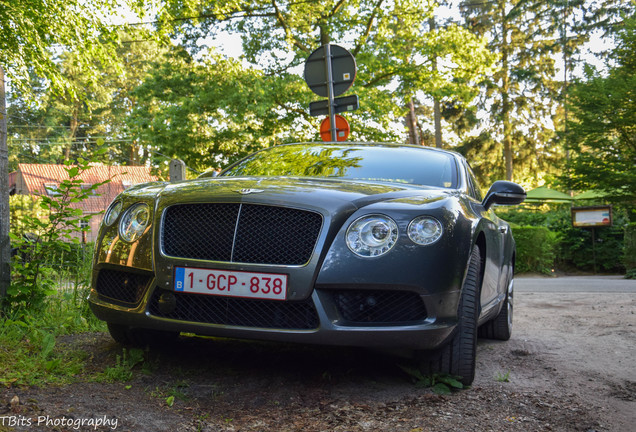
[571,205,613,274]
[324,44,336,141]
[303,44,358,141]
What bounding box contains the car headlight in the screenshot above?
[346,215,398,257]
[119,203,151,242]
[104,200,123,226]
[408,216,443,245]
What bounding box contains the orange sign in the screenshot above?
[320,115,350,142]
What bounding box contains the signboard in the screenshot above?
[304,45,356,98]
[303,44,358,141]
[309,95,359,117]
[571,206,612,227]
[320,115,349,142]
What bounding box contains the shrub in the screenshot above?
[551,210,627,273]
[625,223,636,279]
[511,226,557,274]
[2,149,109,316]
[501,206,630,274]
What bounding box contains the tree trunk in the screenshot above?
[429,17,443,149]
[407,98,420,145]
[501,4,513,181]
[433,97,442,148]
[0,65,10,301]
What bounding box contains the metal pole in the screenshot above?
[0,65,10,301]
[323,44,337,141]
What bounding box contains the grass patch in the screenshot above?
[0,287,106,387]
[399,364,465,394]
[495,370,511,382]
[95,348,146,383]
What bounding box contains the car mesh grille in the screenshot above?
[149,290,319,330]
[161,203,322,265]
[331,290,427,324]
[95,269,151,305]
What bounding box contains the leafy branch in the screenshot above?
[2,147,110,316]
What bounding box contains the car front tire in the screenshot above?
[419,246,482,385]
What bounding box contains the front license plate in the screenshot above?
[174,266,288,301]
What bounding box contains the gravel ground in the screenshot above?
[1,276,635,432]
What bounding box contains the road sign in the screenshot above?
[304,45,356,98]
[320,115,350,142]
[309,95,359,117]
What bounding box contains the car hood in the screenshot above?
[150,176,453,212]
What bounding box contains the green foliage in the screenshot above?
[0,290,104,386]
[130,47,316,172]
[7,30,166,168]
[501,206,630,274]
[150,381,190,407]
[511,226,557,274]
[623,223,636,278]
[97,348,146,382]
[550,210,627,273]
[3,149,109,315]
[399,364,465,394]
[150,0,496,158]
[562,10,636,205]
[495,370,511,383]
[0,0,145,98]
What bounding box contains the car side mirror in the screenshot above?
[482,181,526,210]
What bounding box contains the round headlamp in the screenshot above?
[408,216,443,245]
[346,215,398,257]
[104,200,123,226]
[119,203,150,242]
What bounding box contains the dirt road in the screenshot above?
[2,276,635,431]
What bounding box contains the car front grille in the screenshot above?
[148,289,319,330]
[95,269,151,305]
[161,203,323,265]
[330,290,428,324]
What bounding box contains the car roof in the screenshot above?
[279,141,464,157]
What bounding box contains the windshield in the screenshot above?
[221,144,458,188]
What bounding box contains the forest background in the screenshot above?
[1,0,632,191]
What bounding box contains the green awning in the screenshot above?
[574,189,610,200]
[525,186,574,203]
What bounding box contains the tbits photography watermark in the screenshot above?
[1,414,119,430]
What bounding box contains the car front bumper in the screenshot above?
[88,266,460,351]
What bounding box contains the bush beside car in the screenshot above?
[624,223,636,279]
[511,226,557,274]
[499,206,631,275]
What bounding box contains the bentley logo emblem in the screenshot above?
[236,189,264,195]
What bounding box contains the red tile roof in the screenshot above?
[15,164,160,214]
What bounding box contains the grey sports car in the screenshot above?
[89,142,525,384]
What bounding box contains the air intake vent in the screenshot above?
[331,290,427,324]
[95,269,151,305]
[149,289,319,330]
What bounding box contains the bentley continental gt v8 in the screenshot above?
[88,143,526,384]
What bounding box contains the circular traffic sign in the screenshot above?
[304,44,357,97]
[320,115,350,142]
